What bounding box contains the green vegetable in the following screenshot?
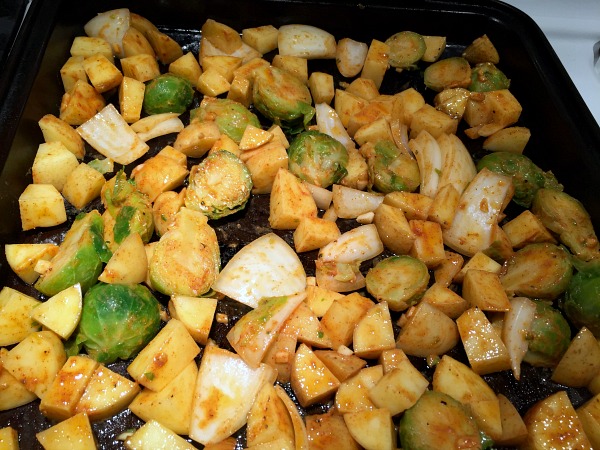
[190,97,261,143]
[365,255,429,311]
[149,207,220,297]
[423,56,472,92]
[76,283,161,364]
[287,130,348,188]
[476,152,563,208]
[35,211,110,296]
[532,188,600,261]
[185,150,252,219]
[562,259,600,337]
[252,65,315,134]
[399,390,488,450]
[468,62,510,92]
[500,243,573,300]
[143,73,194,115]
[361,140,420,193]
[523,300,571,367]
[385,31,426,69]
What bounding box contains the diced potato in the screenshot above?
[274,384,310,450]
[0,348,38,410]
[246,382,295,449]
[552,327,600,387]
[360,39,390,89]
[124,420,196,450]
[291,343,340,407]
[203,438,237,450]
[75,364,140,421]
[343,408,396,450]
[334,89,368,128]
[577,394,600,449]
[272,54,308,83]
[353,302,395,359]
[2,330,66,399]
[202,19,243,55]
[169,51,203,86]
[421,35,446,62]
[496,394,528,447]
[377,348,409,373]
[391,87,426,125]
[345,77,380,100]
[335,365,384,414]
[282,302,332,349]
[502,209,556,249]
[269,168,318,230]
[464,90,522,138]
[321,292,374,349]
[197,67,231,96]
[353,116,393,146]
[210,133,240,156]
[261,330,297,383]
[174,121,221,158]
[98,232,148,285]
[120,54,161,82]
[349,99,393,137]
[122,26,156,58]
[239,124,273,151]
[434,87,471,120]
[457,307,511,375]
[119,76,146,123]
[18,183,67,231]
[483,126,531,153]
[308,71,335,105]
[201,55,243,83]
[82,54,123,93]
[0,287,42,346]
[61,163,105,209]
[70,36,113,60]
[227,74,252,107]
[306,412,360,450]
[293,217,341,253]
[38,113,85,159]
[244,141,289,194]
[145,28,183,65]
[36,412,96,450]
[129,360,197,436]
[428,183,460,228]
[305,285,344,317]
[31,284,82,340]
[242,25,279,54]
[59,80,106,126]
[39,355,99,421]
[410,103,458,139]
[453,251,501,283]
[0,427,19,450]
[128,319,200,391]
[4,243,59,284]
[383,190,432,220]
[462,34,500,65]
[131,153,189,202]
[60,56,87,93]
[372,203,415,255]
[232,57,271,83]
[168,296,217,346]
[313,350,366,382]
[408,219,446,268]
[433,250,464,286]
[462,269,511,312]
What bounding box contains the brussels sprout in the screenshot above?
[500,243,573,300]
[185,150,252,219]
[149,207,220,297]
[252,65,315,133]
[562,260,600,337]
[143,73,194,115]
[76,283,161,363]
[35,211,110,296]
[523,300,571,367]
[476,152,563,208]
[190,97,261,143]
[532,188,600,262]
[468,62,510,92]
[102,170,154,245]
[360,140,420,193]
[287,130,348,188]
[385,31,426,69]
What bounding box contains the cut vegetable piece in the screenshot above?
[125,419,196,450]
[385,31,426,69]
[278,24,336,59]
[246,382,295,449]
[336,38,368,78]
[291,343,340,407]
[31,284,82,340]
[424,56,471,92]
[343,408,396,450]
[501,296,537,380]
[0,287,42,346]
[84,8,130,58]
[409,130,443,198]
[318,224,383,264]
[551,327,600,387]
[36,412,96,450]
[331,184,384,219]
[212,233,306,309]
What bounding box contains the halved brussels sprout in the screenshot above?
[563,260,600,337]
[252,65,315,133]
[185,150,252,219]
[76,282,161,364]
[476,152,563,208]
[190,97,261,143]
[385,31,426,69]
[143,73,194,115]
[360,140,420,193]
[288,130,348,188]
[468,62,510,92]
[523,300,571,367]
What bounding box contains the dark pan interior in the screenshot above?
[0,0,599,448]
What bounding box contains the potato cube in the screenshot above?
[360,39,390,89]
[38,114,85,159]
[145,28,183,65]
[345,77,380,100]
[232,57,271,83]
[122,26,155,58]
[242,25,279,54]
[421,35,446,62]
[282,302,332,349]
[306,413,360,450]
[483,126,531,154]
[433,250,464,286]
[428,183,460,228]
[62,163,105,209]
[125,420,196,450]
[244,141,289,194]
[410,103,458,138]
[269,168,317,230]
[201,55,243,83]
[0,287,42,346]
[420,282,469,319]
[70,36,113,60]
[391,87,426,125]
[502,209,556,249]
[577,394,600,449]
[210,133,240,157]
[552,327,600,387]
[197,68,231,96]
[60,56,87,92]
[246,382,295,448]
[31,142,80,191]
[202,19,243,54]
[495,394,528,447]
[434,87,471,121]
[291,343,340,407]
[174,121,221,158]
[0,427,19,450]
[119,76,146,123]
[349,101,392,138]
[454,251,501,283]
[343,408,396,450]
[408,219,446,268]
[83,54,123,93]
[31,284,82,340]
[168,296,217,346]
[373,203,415,255]
[383,191,432,220]
[320,292,374,349]
[239,124,273,151]
[353,116,393,146]
[308,71,334,105]
[120,54,161,82]
[227,74,252,107]
[36,412,96,450]
[59,80,106,126]
[0,348,38,410]
[313,350,367,382]
[169,51,203,86]
[18,184,67,231]
[353,302,395,359]
[305,285,344,317]
[4,243,58,284]
[261,330,297,383]
[272,54,308,83]
[98,232,148,285]
[334,89,368,128]
[131,153,189,202]
[293,217,341,253]
[462,269,511,312]
[335,365,384,414]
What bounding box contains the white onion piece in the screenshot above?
[303,181,333,210]
[211,233,306,308]
[502,297,537,380]
[336,37,368,77]
[315,103,356,151]
[84,8,130,58]
[409,130,443,198]
[278,24,337,59]
[437,133,477,195]
[332,184,384,219]
[390,119,413,158]
[315,261,366,293]
[443,167,513,257]
[130,113,184,142]
[318,224,383,264]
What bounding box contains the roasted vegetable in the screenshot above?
[252,65,315,133]
[185,150,252,219]
[385,31,426,69]
[190,97,261,143]
[365,255,429,311]
[149,207,220,297]
[288,130,348,188]
[469,62,510,92]
[143,73,194,115]
[360,140,420,193]
[35,211,110,296]
[476,152,562,208]
[532,188,600,261]
[423,56,471,92]
[76,282,161,363]
[500,243,572,300]
[562,260,600,337]
[523,300,571,367]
